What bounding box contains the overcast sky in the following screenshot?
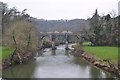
[1,0,119,20]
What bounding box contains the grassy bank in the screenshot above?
[0,47,14,60]
[83,46,118,65]
[73,42,118,65]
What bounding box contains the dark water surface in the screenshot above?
[2,44,118,78]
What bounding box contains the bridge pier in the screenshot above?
[65,41,69,50]
[51,49,56,55]
[52,41,56,50]
[65,30,70,50]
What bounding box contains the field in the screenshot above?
[83,42,119,65]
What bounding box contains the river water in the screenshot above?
[2,44,117,78]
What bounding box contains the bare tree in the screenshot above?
[3,19,38,57]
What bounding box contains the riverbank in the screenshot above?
[84,46,118,65]
[0,47,14,70]
[3,44,116,78]
[71,44,120,78]
[2,50,35,69]
[2,41,69,70]
[0,47,14,60]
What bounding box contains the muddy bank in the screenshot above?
[70,47,120,78]
[2,51,35,70]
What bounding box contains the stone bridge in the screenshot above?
[38,31,83,50]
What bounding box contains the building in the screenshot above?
[118,1,120,15]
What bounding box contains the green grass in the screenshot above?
[0,47,14,60]
[83,46,118,65]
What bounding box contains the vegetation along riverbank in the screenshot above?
[71,43,120,78]
[1,2,39,69]
[69,9,120,78]
[1,1,119,79]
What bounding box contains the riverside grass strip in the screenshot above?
[83,46,118,65]
[0,47,14,60]
[72,44,120,78]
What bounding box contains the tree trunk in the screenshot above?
[26,27,32,50]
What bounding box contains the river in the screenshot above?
[2,44,117,78]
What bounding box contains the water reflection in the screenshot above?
[51,50,56,56]
[36,49,44,57]
[74,57,117,78]
[2,44,118,78]
[2,60,36,78]
[89,66,104,78]
[89,66,117,79]
[65,50,69,56]
[74,57,89,68]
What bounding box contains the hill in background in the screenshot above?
[33,18,90,32]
